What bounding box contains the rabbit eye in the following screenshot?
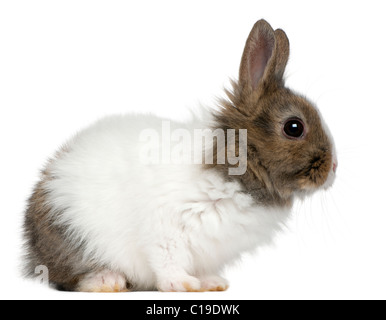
[283,118,305,139]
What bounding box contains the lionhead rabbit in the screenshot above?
[23,19,337,292]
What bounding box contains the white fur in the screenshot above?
[44,113,290,291]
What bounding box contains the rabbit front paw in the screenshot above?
[157,275,201,292]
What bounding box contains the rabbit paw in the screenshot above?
[157,275,201,292]
[77,270,129,292]
[200,275,229,292]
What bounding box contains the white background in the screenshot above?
[1,0,385,300]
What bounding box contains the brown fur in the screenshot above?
[209,20,333,207]
[23,147,101,291]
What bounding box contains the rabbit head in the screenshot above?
[214,20,337,206]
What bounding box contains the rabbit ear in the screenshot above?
[273,28,290,81]
[239,20,289,92]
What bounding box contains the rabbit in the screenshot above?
[23,19,337,292]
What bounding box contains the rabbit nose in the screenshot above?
[333,162,337,173]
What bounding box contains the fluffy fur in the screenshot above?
[23,20,336,292]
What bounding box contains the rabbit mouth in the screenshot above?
[322,169,336,190]
[296,152,333,191]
